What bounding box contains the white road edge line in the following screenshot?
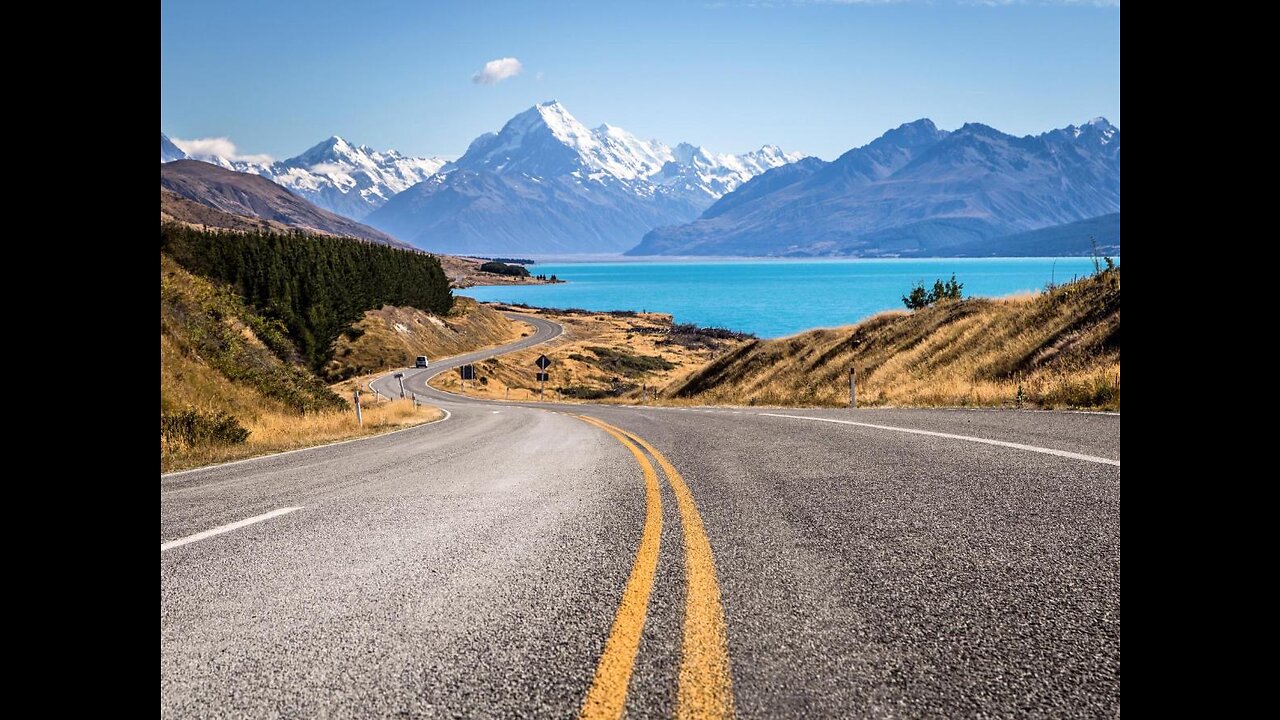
[758,413,1120,467]
[162,407,452,479]
[161,507,303,552]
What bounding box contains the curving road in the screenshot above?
[162,313,1120,718]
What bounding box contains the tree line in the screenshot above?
[161,224,453,371]
[479,261,531,277]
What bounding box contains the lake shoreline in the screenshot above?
[457,257,1113,338]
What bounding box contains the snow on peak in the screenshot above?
[1057,117,1119,145]
[161,132,187,163]
[177,134,447,218]
[449,101,801,201]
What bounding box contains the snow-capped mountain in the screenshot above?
[167,135,448,219]
[448,101,800,199]
[652,143,804,202]
[161,133,187,163]
[630,118,1121,257]
[365,101,801,253]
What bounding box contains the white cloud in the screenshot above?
[171,136,274,164]
[308,162,350,175]
[472,57,523,85]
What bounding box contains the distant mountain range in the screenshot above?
[363,101,802,254]
[629,118,1120,257]
[160,160,408,248]
[950,213,1120,257]
[162,112,1119,257]
[161,133,446,219]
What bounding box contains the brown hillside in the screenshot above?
[161,254,442,471]
[161,160,409,248]
[162,188,296,235]
[669,270,1120,410]
[324,297,528,381]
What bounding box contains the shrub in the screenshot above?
[903,273,963,310]
[902,281,930,310]
[161,409,250,448]
[584,346,676,376]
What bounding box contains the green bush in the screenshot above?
[584,346,676,376]
[903,273,964,310]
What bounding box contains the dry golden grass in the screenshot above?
[161,395,443,473]
[670,270,1121,410]
[161,256,449,473]
[429,309,748,403]
[325,297,531,380]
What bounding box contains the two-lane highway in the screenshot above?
[162,314,1120,718]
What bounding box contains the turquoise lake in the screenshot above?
[458,258,1109,338]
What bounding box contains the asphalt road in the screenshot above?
[162,314,1120,718]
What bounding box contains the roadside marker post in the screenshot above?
[849,368,857,409]
[353,390,363,427]
[394,372,406,398]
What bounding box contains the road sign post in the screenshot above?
[534,355,552,401]
[353,390,363,427]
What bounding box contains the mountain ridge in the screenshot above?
[160,160,410,248]
[162,133,447,220]
[629,117,1120,257]
[363,101,802,254]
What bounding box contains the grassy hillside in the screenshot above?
[162,188,295,235]
[162,224,453,371]
[429,307,752,402]
[325,297,528,380]
[161,254,440,472]
[161,253,343,415]
[669,269,1120,410]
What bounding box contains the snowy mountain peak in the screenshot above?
[453,102,800,192]
[161,132,188,163]
[164,131,447,219]
[294,135,356,164]
[1054,118,1120,145]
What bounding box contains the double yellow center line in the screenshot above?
[576,415,734,720]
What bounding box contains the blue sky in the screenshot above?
[160,0,1120,162]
